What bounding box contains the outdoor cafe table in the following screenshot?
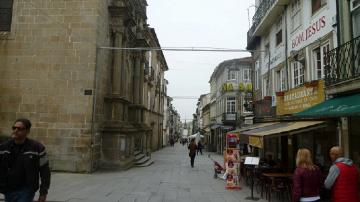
[262,172,293,201]
[262,172,293,178]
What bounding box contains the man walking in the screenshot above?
[0,118,51,202]
[324,146,360,202]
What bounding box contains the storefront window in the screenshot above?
[350,116,360,168]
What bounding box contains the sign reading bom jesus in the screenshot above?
[292,16,327,49]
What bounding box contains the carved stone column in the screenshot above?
[112,32,123,95]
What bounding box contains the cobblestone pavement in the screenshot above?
[1,143,269,202]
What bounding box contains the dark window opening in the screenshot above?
[276,30,283,46]
[312,0,326,14]
[0,0,14,31]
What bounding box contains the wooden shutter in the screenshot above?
[0,0,14,31]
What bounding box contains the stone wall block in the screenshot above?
[0,103,19,113]
[65,1,83,9]
[39,113,58,122]
[48,105,60,113]
[20,104,36,113]
[57,114,71,123]
[0,112,17,123]
[50,159,76,171]
[35,104,48,113]
[70,113,85,123]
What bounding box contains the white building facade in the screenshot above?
[209,57,253,154]
[249,0,337,119]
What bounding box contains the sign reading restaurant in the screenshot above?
[276,80,325,115]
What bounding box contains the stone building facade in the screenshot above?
[143,28,168,151]
[0,0,167,172]
[208,57,253,154]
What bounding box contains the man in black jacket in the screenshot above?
[0,118,50,202]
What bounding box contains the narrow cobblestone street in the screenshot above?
[27,143,268,202]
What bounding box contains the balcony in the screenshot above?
[247,0,290,49]
[222,112,237,125]
[325,36,360,92]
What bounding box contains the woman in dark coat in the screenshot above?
[188,138,197,167]
[293,148,322,202]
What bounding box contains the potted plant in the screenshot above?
[304,80,318,87]
[276,91,285,96]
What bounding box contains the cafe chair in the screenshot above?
[267,177,291,202]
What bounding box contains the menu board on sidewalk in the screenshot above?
[224,148,241,190]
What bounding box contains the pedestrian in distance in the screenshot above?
[292,148,322,202]
[188,138,197,168]
[169,138,174,147]
[197,141,203,155]
[0,118,51,202]
[324,146,360,202]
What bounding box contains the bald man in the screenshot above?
[324,146,360,202]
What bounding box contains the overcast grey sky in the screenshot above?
[147,0,254,122]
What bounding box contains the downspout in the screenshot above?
[90,47,100,173]
[335,0,341,45]
[284,6,290,90]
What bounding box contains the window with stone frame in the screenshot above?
[0,0,13,31]
[313,42,330,80]
[254,60,260,90]
[312,0,327,14]
[263,75,270,96]
[291,0,302,32]
[243,68,251,82]
[264,43,270,57]
[276,30,283,46]
[226,97,236,114]
[293,61,304,87]
[227,69,236,81]
[276,68,286,92]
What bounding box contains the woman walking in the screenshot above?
[293,148,322,202]
[188,138,197,167]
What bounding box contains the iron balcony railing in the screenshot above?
[247,0,276,41]
[325,36,360,86]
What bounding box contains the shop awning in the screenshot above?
[227,122,280,134]
[295,93,360,118]
[210,124,221,129]
[242,121,326,148]
[221,125,234,130]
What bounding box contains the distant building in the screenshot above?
[208,57,253,153]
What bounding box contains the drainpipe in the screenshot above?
[335,0,341,45]
[284,6,290,90]
[90,47,100,173]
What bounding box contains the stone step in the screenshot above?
[135,159,154,167]
[134,150,141,156]
[134,153,145,161]
[134,156,152,165]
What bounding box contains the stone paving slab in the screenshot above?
[1,143,269,202]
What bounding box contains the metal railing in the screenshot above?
[247,0,276,40]
[325,36,360,86]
